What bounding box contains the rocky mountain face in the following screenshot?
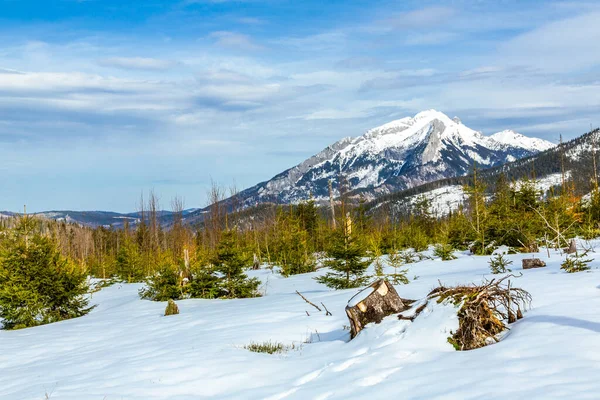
[236,110,555,206]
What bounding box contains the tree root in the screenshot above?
[427,274,531,351]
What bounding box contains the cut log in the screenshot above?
[522,258,546,269]
[345,280,411,339]
[564,239,577,254]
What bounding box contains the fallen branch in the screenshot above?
[321,302,332,316]
[296,290,322,312]
[398,301,428,321]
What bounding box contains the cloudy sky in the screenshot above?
[1,0,599,212]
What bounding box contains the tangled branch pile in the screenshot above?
[429,275,531,351]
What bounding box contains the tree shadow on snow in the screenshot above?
[522,315,600,333]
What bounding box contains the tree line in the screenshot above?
[2,149,600,329]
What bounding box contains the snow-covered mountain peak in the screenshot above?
[236,110,556,206]
[414,108,451,121]
[489,129,555,151]
[366,109,449,136]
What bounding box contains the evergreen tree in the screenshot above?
[316,215,371,289]
[561,250,592,273]
[188,267,223,299]
[0,217,92,330]
[464,166,490,254]
[115,237,144,282]
[488,253,513,274]
[387,249,409,284]
[273,208,316,276]
[139,256,182,301]
[212,230,260,298]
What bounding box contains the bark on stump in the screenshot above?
[345,280,409,339]
[522,258,546,269]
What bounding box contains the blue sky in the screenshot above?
[1,0,599,212]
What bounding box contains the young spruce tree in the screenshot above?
[212,230,260,298]
[0,216,92,330]
[317,213,371,289]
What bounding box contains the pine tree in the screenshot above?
[387,249,409,284]
[139,255,182,301]
[188,267,223,299]
[273,208,316,276]
[316,214,371,289]
[0,217,92,330]
[561,250,592,273]
[115,236,144,282]
[488,253,512,274]
[464,166,490,255]
[212,230,260,298]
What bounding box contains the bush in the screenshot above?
[0,218,93,330]
[399,226,429,252]
[139,260,182,301]
[561,251,593,273]
[470,240,497,256]
[187,267,223,299]
[488,253,513,274]
[433,244,457,261]
[139,231,261,301]
[398,250,419,264]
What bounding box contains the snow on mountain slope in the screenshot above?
[2,247,599,399]
[489,130,555,152]
[238,110,555,207]
[375,173,570,218]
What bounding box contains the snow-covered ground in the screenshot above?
[409,185,467,217]
[2,245,600,400]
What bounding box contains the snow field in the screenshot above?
[1,245,600,399]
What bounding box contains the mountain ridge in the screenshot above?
[3,110,558,227]
[235,109,554,207]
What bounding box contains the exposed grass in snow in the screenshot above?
[244,341,298,354]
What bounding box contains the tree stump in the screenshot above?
[522,258,546,269]
[165,299,179,316]
[252,253,260,270]
[345,280,410,339]
[564,240,577,254]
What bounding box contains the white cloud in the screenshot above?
[404,32,458,46]
[209,31,264,51]
[98,57,177,71]
[386,6,456,30]
[274,32,347,52]
[499,11,600,72]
